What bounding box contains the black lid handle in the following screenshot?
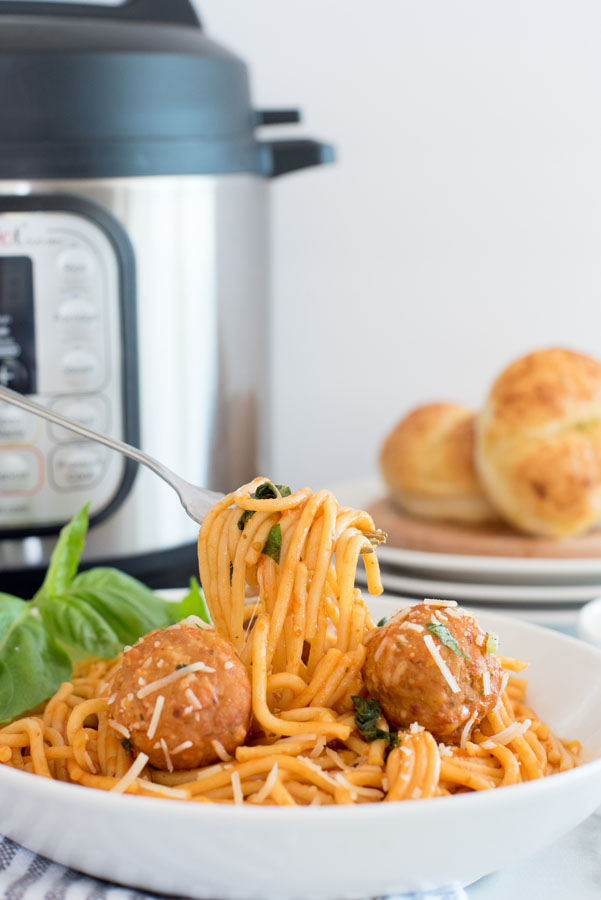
[0,0,200,26]
[260,139,335,178]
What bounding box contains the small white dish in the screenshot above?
[577,597,601,648]
[1,596,601,899]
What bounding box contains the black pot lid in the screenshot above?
[0,0,334,179]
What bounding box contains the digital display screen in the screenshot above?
[0,257,36,394]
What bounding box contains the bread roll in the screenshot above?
[476,348,601,537]
[380,403,498,523]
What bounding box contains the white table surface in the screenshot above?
[469,806,601,899]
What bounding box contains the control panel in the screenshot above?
[0,199,137,534]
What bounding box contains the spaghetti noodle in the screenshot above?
[0,480,581,804]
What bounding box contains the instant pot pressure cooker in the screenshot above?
[0,0,333,593]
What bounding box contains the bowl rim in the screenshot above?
[578,596,601,645]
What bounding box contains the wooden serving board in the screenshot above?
[368,498,601,559]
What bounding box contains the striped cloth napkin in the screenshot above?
[0,835,467,900]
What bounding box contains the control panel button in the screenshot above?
[0,403,35,442]
[58,248,96,280]
[0,498,30,520]
[51,444,106,490]
[61,348,100,387]
[0,448,41,493]
[49,396,108,443]
[0,358,30,392]
[56,298,98,324]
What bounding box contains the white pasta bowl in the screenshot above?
[1,596,601,900]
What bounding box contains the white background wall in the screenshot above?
[197,0,601,489]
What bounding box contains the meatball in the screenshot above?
[110,620,251,770]
[363,602,503,743]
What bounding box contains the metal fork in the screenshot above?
[0,384,223,524]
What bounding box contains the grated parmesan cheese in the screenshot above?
[224,661,235,670]
[423,634,460,693]
[310,736,327,758]
[171,740,194,755]
[185,688,202,710]
[159,738,173,772]
[110,752,149,794]
[404,622,424,633]
[252,763,279,803]
[374,637,390,663]
[334,772,358,801]
[482,670,491,695]
[486,719,532,746]
[179,615,213,631]
[500,671,509,692]
[137,661,216,699]
[460,712,478,749]
[107,693,117,706]
[212,740,233,762]
[108,720,130,740]
[409,721,424,733]
[198,763,231,780]
[325,748,350,770]
[138,781,187,799]
[231,770,243,805]
[146,695,165,740]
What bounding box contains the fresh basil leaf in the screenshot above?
[426,622,469,659]
[377,617,389,627]
[121,737,132,753]
[37,568,173,659]
[237,481,292,529]
[262,524,282,564]
[352,696,398,748]
[37,591,122,660]
[485,632,499,654]
[33,504,89,603]
[165,577,211,625]
[0,594,71,723]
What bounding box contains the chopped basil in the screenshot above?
[120,738,132,754]
[377,617,389,627]
[175,664,187,670]
[237,482,292,530]
[485,632,499,654]
[426,622,469,659]
[352,696,398,748]
[262,524,282,565]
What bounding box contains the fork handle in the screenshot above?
[0,384,195,504]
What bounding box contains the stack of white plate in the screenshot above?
[335,477,601,632]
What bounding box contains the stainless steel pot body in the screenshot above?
[0,174,269,575]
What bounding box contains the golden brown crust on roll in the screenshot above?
[476,348,601,538]
[380,404,498,523]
